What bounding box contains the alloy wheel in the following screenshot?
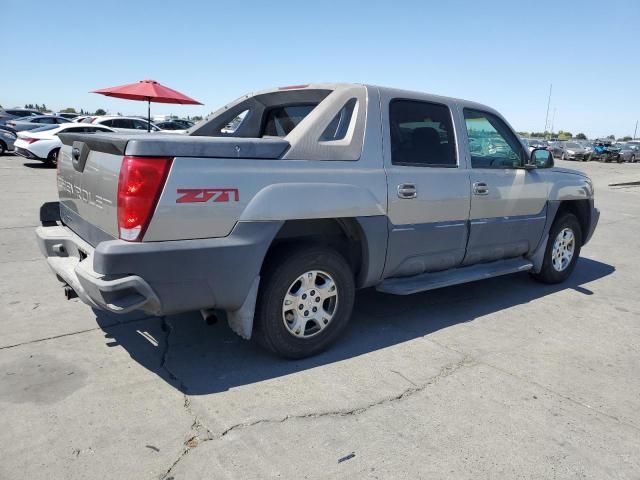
[551,228,575,272]
[282,270,338,338]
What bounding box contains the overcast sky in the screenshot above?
[2,0,638,138]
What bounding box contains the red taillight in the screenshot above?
[23,137,39,144]
[117,156,172,241]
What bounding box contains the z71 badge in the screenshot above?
[176,188,240,203]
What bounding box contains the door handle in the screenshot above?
[472,182,489,196]
[397,183,417,199]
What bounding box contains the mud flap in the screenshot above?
[227,276,260,340]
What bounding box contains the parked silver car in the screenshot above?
[0,108,42,126]
[552,141,589,161]
[6,115,70,132]
[618,143,640,162]
[0,128,17,154]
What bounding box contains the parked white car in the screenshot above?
[13,123,115,165]
[91,116,160,132]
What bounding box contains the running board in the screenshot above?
[376,258,533,295]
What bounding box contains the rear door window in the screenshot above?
[389,99,457,167]
[112,119,134,129]
[262,104,317,137]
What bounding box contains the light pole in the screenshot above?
[551,108,556,137]
[634,120,638,140]
[544,84,552,137]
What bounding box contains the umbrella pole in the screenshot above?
[147,98,151,132]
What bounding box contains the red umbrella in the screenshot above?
[91,79,202,131]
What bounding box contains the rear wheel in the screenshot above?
[632,155,636,163]
[531,213,582,284]
[561,152,566,160]
[0,141,6,155]
[46,148,59,166]
[253,245,355,359]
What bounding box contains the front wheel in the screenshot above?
[0,141,6,156]
[561,153,566,161]
[631,155,636,163]
[253,245,355,358]
[531,213,582,284]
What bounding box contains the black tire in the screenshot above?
[253,244,355,359]
[531,212,582,284]
[561,152,566,161]
[46,148,59,166]
[631,155,636,163]
[0,141,6,156]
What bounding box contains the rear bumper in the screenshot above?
[36,225,162,314]
[35,205,282,315]
[14,146,44,160]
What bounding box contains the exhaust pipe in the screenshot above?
[64,285,78,300]
[200,309,218,325]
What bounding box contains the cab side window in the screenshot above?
[464,109,525,169]
[389,100,457,167]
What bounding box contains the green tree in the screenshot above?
[60,107,77,113]
[607,134,615,140]
[191,115,203,122]
[94,108,107,116]
[557,130,573,140]
[620,136,632,141]
[575,133,587,140]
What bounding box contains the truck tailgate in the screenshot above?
[56,132,290,245]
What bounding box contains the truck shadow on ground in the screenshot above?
[21,160,55,169]
[94,257,614,395]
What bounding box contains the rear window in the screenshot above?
[262,104,317,137]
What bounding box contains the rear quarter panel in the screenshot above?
[144,158,387,241]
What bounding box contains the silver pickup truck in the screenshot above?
[36,83,599,358]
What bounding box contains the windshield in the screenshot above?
[565,143,580,148]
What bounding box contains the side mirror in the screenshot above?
[530,148,554,168]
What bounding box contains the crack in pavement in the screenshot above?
[158,316,216,480]
[157,354,475,479]
[425,337,640,434]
